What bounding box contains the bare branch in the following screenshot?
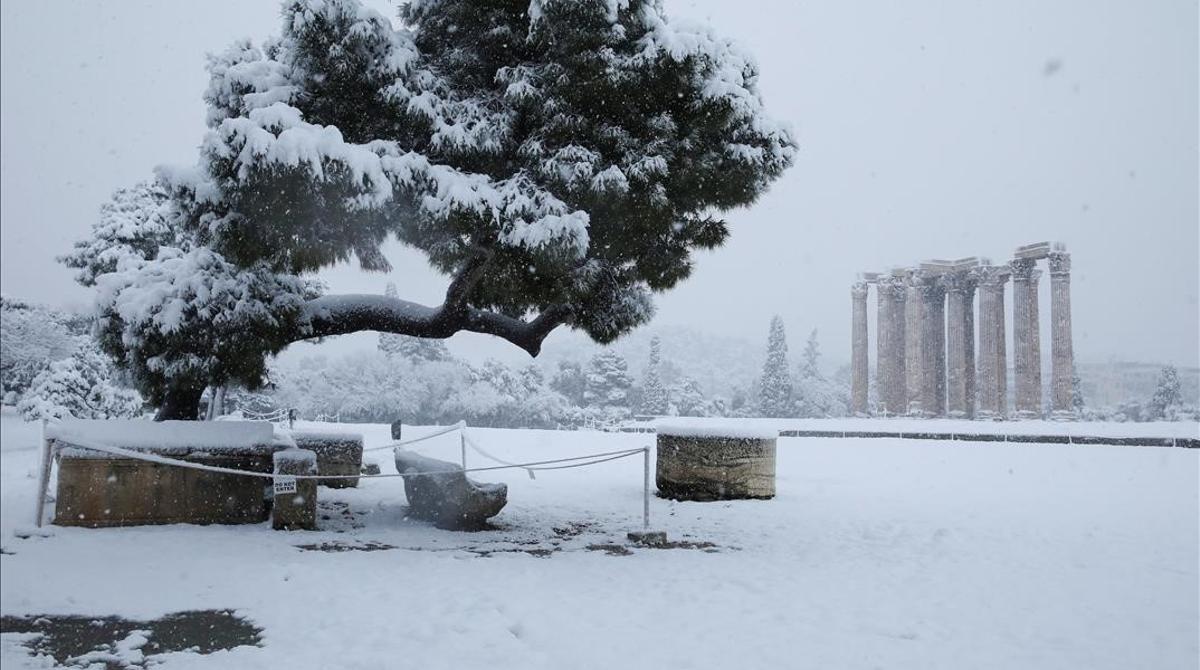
[301,293,571,357]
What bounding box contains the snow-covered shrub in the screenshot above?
[0,296,85,403]
[17,344,143,421]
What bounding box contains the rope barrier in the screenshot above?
[36,418,655,531]
[44,431,645,481]
[361,421,467,452]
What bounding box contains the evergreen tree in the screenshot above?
[757,315,793,417]
[550,360,587,407]
[584,350,634,408]
[1147,365,1182,419]
[640,336,669,415]
[64,0,795,418]
[800,328,822,380]
[1071,364,1085,411]
[673,377,708,417]
[17,341,143,421]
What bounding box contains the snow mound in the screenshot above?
[655,419,778,440]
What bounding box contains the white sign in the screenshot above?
[273,475,297,496]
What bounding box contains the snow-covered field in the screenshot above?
[1,409,1197,669]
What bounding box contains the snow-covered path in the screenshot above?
[1,413,1196,669]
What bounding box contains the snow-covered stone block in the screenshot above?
[656,421,777,501]
[393,449,507,530]
[272,448,317,531]
[289,430,364,488]
[50,420,277,527]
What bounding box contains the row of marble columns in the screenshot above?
[850,243,1074,420]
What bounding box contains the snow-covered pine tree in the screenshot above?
[1071,364,1085,412]
[672,377,708,417]
[0,296,84,403]
[640,336,669,415]
[584,350,634,408]
[757,315,793,417]
[550,360,587,407]
[17,341,143,421]
[378,283,451,361]
[800,328,822,380]
[1147,365,1182,420]
[64,0,795,418]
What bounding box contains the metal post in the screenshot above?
[460,431,467,469]
[643,446,650,530]
[34,419,53,528]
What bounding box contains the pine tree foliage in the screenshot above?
[0,296,85,402]
[1071,364,1085,411]
[757,315,792,417]
[1147,365,1182,420]
[17,341,143,421]
[584,349,634,408]
[800,328,822,380]
[672,376,707,417]
[640,335,669,415]
[64,0,795,417]
[550,360,587,406]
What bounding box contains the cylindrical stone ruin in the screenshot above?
[655,423,777,501]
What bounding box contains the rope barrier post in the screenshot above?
[643,446,650,530]
[34,419,53,528]
[460,430,467,470]
[627,444,667,547]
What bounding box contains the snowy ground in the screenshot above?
[1,409,1197,669]
[629,416,1200,439]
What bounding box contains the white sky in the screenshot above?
[1,0,1196,368]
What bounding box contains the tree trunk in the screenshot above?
[154,383,206,421]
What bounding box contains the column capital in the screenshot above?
[1010,257,1038,280]
[973,264,1010,289]
[1048,251,1071,276]
[852,281,869,298]
[942,270,978,295]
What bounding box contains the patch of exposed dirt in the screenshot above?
[1,609,262,669]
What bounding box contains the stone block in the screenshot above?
[272,448,317,531]
[53,444,275,528]
[393,449,507,530]
[290,431,363,488]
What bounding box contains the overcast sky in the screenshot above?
[2,0,1196,369]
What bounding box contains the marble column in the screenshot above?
[850,281,869,416]
[974,266,1009,419]
[1048,251,1075,419]
[876,281,893,416]
[919,278,947,417]
[887,275,908,415]
[904,272,924,415]
[1011,259,1042,418]
[945,272,977,418]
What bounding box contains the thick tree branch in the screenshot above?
[302,294,571,357]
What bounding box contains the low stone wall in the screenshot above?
[53,444,275,527]
[290,431,364,488]
[656,429,777,501]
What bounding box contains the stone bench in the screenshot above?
[655,422,778,501]
[290,431,364,488]
[49,419,278,527]
[393,449,507,530]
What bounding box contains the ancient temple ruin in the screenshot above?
[850,242,1074,420]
